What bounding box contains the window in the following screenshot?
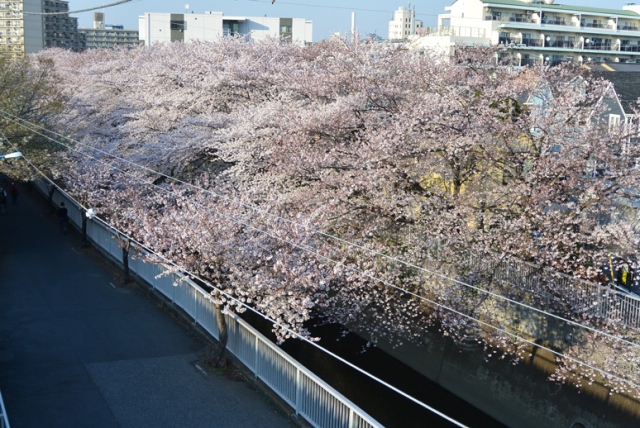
[610,114,621,129]
[170,20,185,31]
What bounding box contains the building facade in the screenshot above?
[79,12,140,49]
[0,0,84,59]
[388,6,422,40]
[43,0,84,51]
[138,11,312,46]
[412,0,640,66]
[0,0,44,59]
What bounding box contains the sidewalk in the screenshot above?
[0,185,292,428]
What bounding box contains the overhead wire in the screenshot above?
[18,0,137,15]
[2,113,640,394]
[2,109,640,353]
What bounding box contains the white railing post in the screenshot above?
[255,335,260,379]
[295,368,301,416]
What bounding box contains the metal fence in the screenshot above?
[490,256,640,329]
[34,181,382,428]
[0,388,9,428]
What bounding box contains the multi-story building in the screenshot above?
[0,0,84,59]
[388,6,422,40]
[412,0,640,66]
[79,12,140,49]
[0,0,44,59]
[43,0,84,51]
[139,11,312,46]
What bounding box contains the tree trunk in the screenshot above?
[81,210,88,247]
[212,299,228,367]
[47,185,55,214]
[122,238,130,284]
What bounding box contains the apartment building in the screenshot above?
[413,0,640,66]
[79,12,140,49]
[43,0,84,51]
[0,0,44,59]
[388,6,422,40]
[0,0,83,59]
[139,11,312,46]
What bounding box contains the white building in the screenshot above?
[388,6,422,40]
[139,11,312,46]
[411,0,640,66]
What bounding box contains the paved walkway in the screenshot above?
[0,185,292,428]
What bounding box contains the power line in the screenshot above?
[3,110,639,354]
[3,115,639,392]
[20,0,136,15]
[5,128,639,397]
[0,129,470,428]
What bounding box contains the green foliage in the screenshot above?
[0,56,67,180]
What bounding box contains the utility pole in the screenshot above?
[351,11,356,40]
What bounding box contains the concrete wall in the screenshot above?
[139,13,172,45]
[449,0,494,36]
[184,12,223,42]
[292,18,308,45]
[241,17,280,42]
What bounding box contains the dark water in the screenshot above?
[241,312,506,428]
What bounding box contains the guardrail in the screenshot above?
[491,256,640,329]
[34,181,382,428]
[0,388,9,428]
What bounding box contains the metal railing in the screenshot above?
[584,23,614,29]
[0,389,9,428]
[620,25,640,32]
[541,19,575,27]
[34,181,382,428]
[488,256,640,329]
[419,26,486,38]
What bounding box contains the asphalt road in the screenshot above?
[0,184,292,428]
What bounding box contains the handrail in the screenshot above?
[0,389,10,428]
[32,180,386,428]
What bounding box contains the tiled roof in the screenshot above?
[483,0,640,18]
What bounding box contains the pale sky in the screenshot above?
[74,0,634,41]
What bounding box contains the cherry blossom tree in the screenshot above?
[43,38,640,393]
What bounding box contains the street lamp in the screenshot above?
[0,152,22,159]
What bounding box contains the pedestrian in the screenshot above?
[0,186,7,214]
[57,202,68,234]
[8,182,18,204]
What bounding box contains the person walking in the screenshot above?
[57,202,68,234]
[9,182,18,204]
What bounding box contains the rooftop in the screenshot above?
[483,0,640,18]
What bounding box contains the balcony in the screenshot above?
[521,38,543,47]
[583,23,614,30]
[547,40,578,49]
[486,15,535,24]
[583,43,613,51]
[520,58,541,66]
[498,36,543,47]
[506,16,534,24]
[541,19,575,27]
[420,26,487,38]
[619,24,640,32]
[620,45,640,52]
